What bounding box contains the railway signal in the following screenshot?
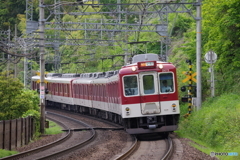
[181,60,197,117]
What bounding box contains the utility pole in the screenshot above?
[196,0,202,109]
[7,27,10,77]
[14,24,17,78]
[39,0,46,135]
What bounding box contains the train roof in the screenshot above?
[72,78,93,84]
[132,53,160,63]
[45,76,79,83]
[91,78,109,84]
[79,71,119,79]
[32,76,40,81]
[61,73,81,78]
[72,70,119,84]
[46,73,62,77]
[32,76,75,83]
[119,54,176,75]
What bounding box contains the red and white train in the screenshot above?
[32,53,180,134]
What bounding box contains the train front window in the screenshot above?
[159,73,174,93]
[143,75,155,94]
[123,76,138,96]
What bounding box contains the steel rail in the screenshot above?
[35,111,96,159]
[161,136,174,160]
[114,135,138,160]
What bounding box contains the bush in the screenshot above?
[178,93,240,155]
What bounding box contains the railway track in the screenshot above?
[50,108,175,160]
[113,135,139,160]
[114,135,174,160]
[161,136,174,160]
[0,112,96,160]
[114,137,173,160]
[1,109,174,160]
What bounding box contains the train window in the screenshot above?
[77,84,80,98]
[159,73,174,93]
[78,84,81,97]
[66,85,69,97]
[143,75,155,94]
[64,84,66,95]
[56,83,58,93]
[52,83,55,94]
[123,76,139,96]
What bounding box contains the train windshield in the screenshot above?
[142,75,155,94]
[123,76,139,96]
[159,73,174,93]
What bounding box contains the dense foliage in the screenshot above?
[178,93,240,159]
[0,72,40,120]
[169,0,240,99]
[172,1,240,158]
[0,1,25,31]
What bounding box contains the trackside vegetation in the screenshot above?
[0,72,41,158]
[0,149,18,158]
[0,72,40,120]
[45,121,64,135]
[177,93,240,160]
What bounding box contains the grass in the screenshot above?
[177,93,240,160]
[0,149,18,158]
[45,120,64,135]
[0,120,63,158]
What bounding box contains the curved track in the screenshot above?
[161,136,174,160]
[0,112,96,160]
[114,135,174,160]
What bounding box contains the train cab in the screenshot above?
[119,53,180,134]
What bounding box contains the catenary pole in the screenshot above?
[196,0,202,109]
[39,0,45,134]
[14,24,17,78]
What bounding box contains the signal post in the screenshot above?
[181,60,197,117]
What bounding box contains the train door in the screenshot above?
[138,71,161,115]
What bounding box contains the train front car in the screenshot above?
[119,54,180,134]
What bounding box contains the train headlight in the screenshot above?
[172,103,176,112]
[125,107,130,115]
[132,66,137,71]
[158,64,163,69]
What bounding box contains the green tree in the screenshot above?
[0,72,39,120]
[0,1,25,31]
[202,0,240,69]
[201,0,240,95]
